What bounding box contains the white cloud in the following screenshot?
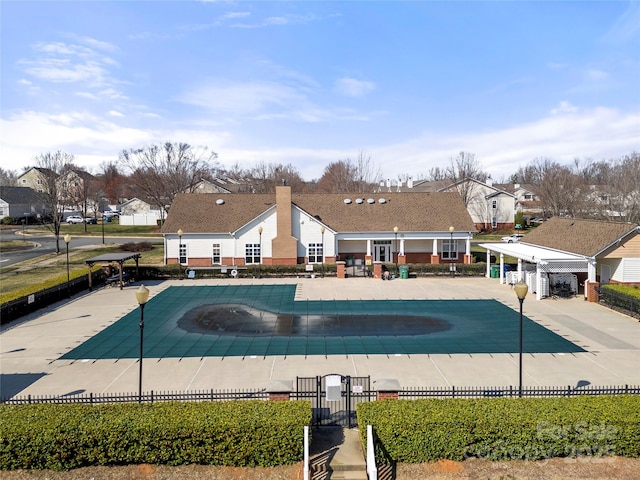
[334,78,375,97]
[108,110,124,117]
[550,101,578,115]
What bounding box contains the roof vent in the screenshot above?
[367,198,375,204]
[216,198,225,205]
[355,198,363,204]
[378,198,387,204]
[343,198,352,204]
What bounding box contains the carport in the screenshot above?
[479,243,592,300]
[85,252,142,290]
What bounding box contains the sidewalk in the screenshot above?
[1,276,638,399]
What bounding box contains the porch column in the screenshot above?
[517,258,523,282]
[464,236,472,264]
[398,237,406,265]
[365,239,372,266]
[499,253,505,285]
[536,265,542,300]
[486,249,491,278]
[431,238,440,264]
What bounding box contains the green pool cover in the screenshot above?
[61,284,585,360]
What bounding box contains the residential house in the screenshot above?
[161,186,477,277]
[0,186,48,220]
[480,217,640,301]
[186,177,253,194]
[57,169,97,214]
[494,183,542,217]
[118,197,161,226]
[16,167,55,193]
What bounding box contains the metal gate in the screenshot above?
[295,374,372,427]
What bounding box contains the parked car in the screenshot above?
[103,210,120,218]
[501,234,525,243]
[66,215,84,224]
[84,217,97,224]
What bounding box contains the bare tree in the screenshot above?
[609,153,640,223]
[248,162,305,193]
[97,161,126,205]
[120,142,219,216]
[443,152,489,208]
[317,150,381,193]
[33,151,74,254]
[0,167,18,186]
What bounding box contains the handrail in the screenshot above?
[366,424,378,480]
[303,425,310,480]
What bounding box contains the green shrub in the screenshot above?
[0,401,311,471]
[357,396,640,464]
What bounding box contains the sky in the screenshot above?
[1,1,639,182]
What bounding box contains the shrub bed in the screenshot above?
[357,396,640,464]
[0,401,311,471]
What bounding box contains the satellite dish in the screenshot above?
[367,198,375,204]
[343,198,352,204]
[216,199,225,205]
[378,198,387,203]
[355,198,363,204]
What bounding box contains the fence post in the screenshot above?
[266,380,293,401]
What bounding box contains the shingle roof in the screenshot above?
[0,186,43,204]
[521,217,638,257]
[162,191,476,234]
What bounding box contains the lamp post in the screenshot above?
[258,226,263,278]
[321,226,325,278]
[101,212,105,244]
[135,284,150,403]
[449,226,455,277]
[514,280,529,397]
[393,226,399,275]
[64,234,71,298]
[177,229,183,280]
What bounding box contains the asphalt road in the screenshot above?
[0,228,162,267]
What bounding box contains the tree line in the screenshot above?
[2,143,639,239]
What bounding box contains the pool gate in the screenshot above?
[295,374,373,427]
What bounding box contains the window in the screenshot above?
[21,179,26,184]
[179,243,187,264]
[492,216,497,228]
[245,243,261,264]
[308,243,323,263]
[442,240,458,260]
[524,194,532,200]
[37,179,42,185]
[492,200,497,209]
[212,244,221,264]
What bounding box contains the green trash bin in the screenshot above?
[490,266,500,278]
[399,265,409,279]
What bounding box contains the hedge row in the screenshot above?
[357,396,640,464]
[0,401,311,471]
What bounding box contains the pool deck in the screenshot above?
[1,276,639,399]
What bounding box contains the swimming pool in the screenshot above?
[60,284,585,360]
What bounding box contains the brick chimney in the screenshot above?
[272,185,298,265]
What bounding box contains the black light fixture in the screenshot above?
[64,234,71,298]
[135,284,150,403]
[101,211,105,244]
[449,226,455,277]
[393,226,399,275]
[258,226,263,278]
[177,229,183,280]
[514,280,529,397]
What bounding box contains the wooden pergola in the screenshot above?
[85,252,142,290]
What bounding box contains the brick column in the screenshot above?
[336,261,346,279]
[464,254,473,264]
[587,281,600,303]
[375,379,400,401]
[266,380,292,402]
[398,254,406,265]
[373,262,382,279]
[431,254,440,264]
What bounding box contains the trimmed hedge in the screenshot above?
[0,401,311,471]
[357,396,640,463]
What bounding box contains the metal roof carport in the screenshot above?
[479,243,593,300]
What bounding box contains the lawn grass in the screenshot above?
[29,223,162,237]
[0,242,165,304]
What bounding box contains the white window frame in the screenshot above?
[245,243,261,264]
[308,243,323,263]
[212,243,221,265]
[442,240,458,260]
[179,243,187,265]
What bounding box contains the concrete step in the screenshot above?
[310,427,367,480]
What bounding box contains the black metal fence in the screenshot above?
[3,384,637,407]
[399,384,640,399]
[599,288,640,319]
[1,389,269,405]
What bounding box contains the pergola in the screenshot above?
[480,242,590,300]
[85,252,142,290]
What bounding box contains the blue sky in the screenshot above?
[2,1,639,182]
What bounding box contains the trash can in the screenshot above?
[399,265,409,279]
[490,266,500,278]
